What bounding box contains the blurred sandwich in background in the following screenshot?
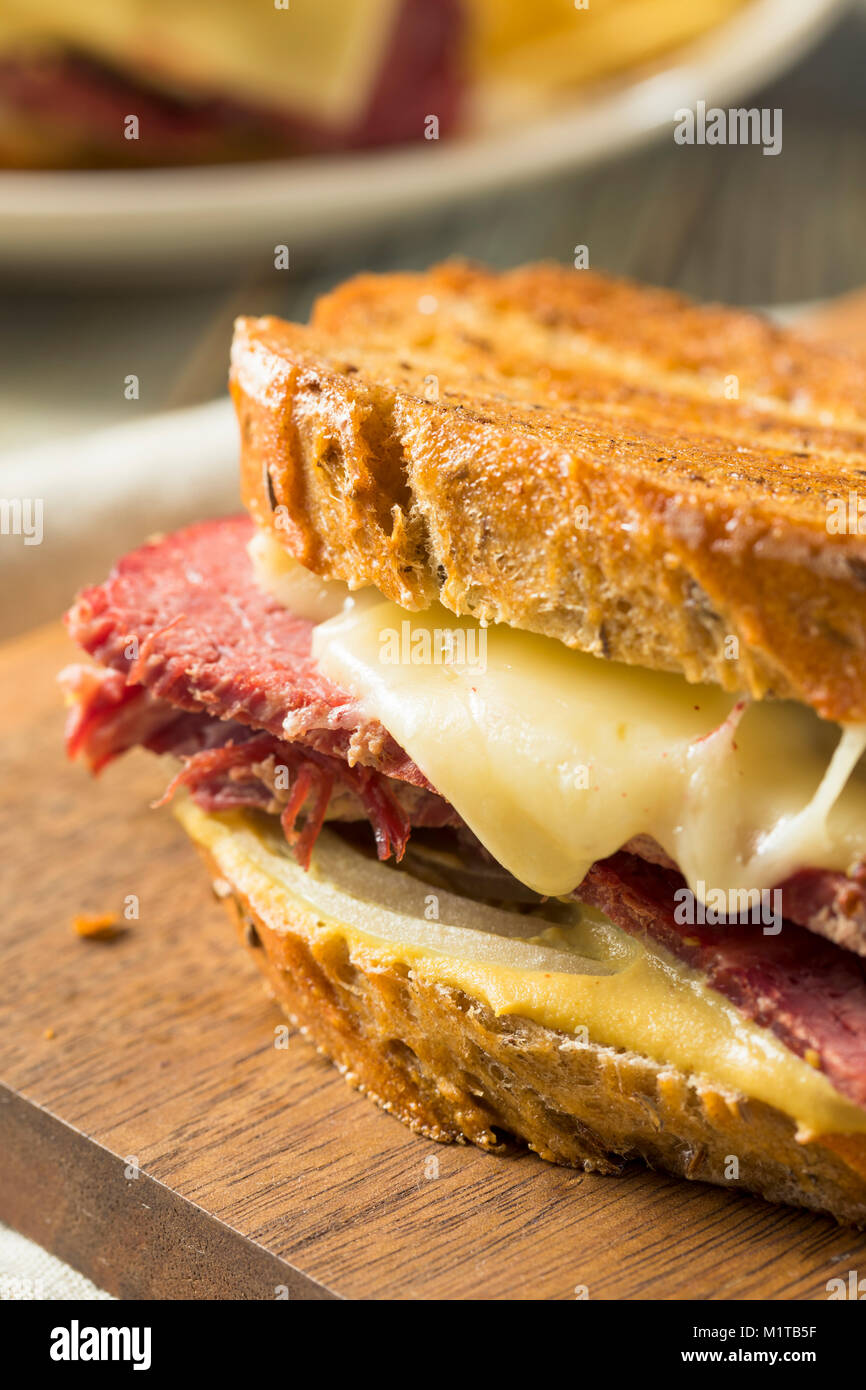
[0,0,749,168]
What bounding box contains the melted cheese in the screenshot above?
[248,531,348,624]
[0,0,398,125]
[311,595,866,901]
[176,800,866,1136]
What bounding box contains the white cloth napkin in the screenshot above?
[1,396,239,642]
[0,1223,113,1300]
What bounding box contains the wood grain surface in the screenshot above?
[2,624,866,1301]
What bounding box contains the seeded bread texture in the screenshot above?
[231,260,866,722]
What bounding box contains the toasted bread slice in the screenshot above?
[231,261,866,722]
[184,807,866,1226]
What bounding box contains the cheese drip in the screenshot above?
[310,594,866,901]
[248,531,348,622]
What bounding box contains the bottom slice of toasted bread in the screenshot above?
[182,821,866,1227]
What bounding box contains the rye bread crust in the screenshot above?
[230,261,866,722]
[198,844,866,1226]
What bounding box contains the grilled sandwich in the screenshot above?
[63,262,866,1222]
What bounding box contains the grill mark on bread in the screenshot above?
[230,264,866,719]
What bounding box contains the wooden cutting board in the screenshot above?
[2,623,866,1301]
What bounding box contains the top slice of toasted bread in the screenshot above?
[230,260,866,721]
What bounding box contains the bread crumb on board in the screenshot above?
[71,912,125,941]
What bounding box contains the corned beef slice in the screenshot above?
[62,516,452,865]
[64,516,426,783]
[154,732,445,867]
[580,853,866,1111]
[60,664,455,866]
[59,666,455,869]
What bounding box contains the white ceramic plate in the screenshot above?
[0,0,843,279]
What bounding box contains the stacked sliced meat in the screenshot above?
[62,516,455,864]
[63,516,866,1113]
